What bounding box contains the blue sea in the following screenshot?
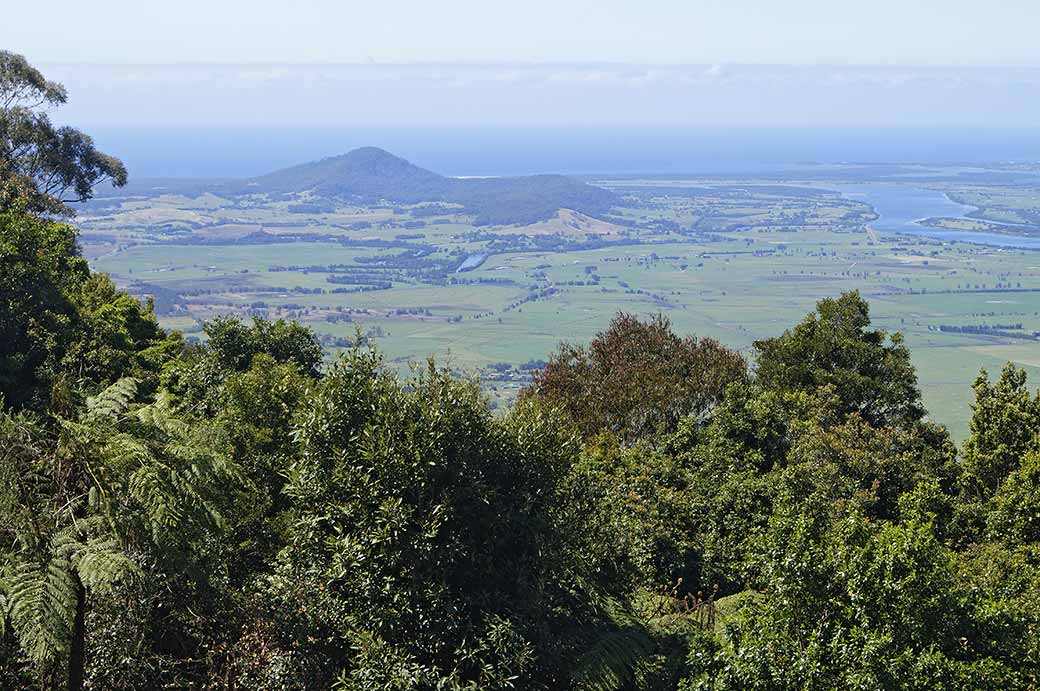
[87,126,1040,179]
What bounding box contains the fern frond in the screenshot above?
[571,627,656,691]
[86,378,138,421]
[63,513,112,540]
[101,435,152,472]
[74,537,140,592]
[128,462,185,532]
[4,541,78,667]
[135,395,188,437]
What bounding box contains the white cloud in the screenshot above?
[40,61,1040,128]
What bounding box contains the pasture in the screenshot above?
[83,180,1040,439]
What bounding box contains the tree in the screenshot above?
[1,51,126,216]
[0,206,175,412]
[268,351,614,688]
[753,291,924,428]
[681,506,1033,690]
[161,316,323,414]
[960,363,1040,500]
[525,313,746,443]
[987,451,1040,544]
[0,379,233,690]
[0,207,85,409]
[780,412,957,523]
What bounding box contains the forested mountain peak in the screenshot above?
[246,146,450,199]
[236,146,619,225]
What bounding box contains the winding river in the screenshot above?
[835,184,1040,250]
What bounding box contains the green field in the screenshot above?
[79,176,1040,440]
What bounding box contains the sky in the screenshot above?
[28,61,1040,130]
[5,0,1040,65]
[4,0,1040,174]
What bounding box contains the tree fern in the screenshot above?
[5,534,79,669]
[566,581,660,691]
[0,379,230,686]
[2,523,141,670]
[85,378,138,421]
[74,536,140,593]
[571,627,656,691]
[0,590,7,639]
[112,396,233,543]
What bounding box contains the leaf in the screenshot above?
[74,537,140,592]
[85,377,138,421]
[571,627,655,691]
[3,536,79,667]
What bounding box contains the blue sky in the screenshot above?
[35,62,1040,129]
[4,1,1040,129]
[7,0,1040,65]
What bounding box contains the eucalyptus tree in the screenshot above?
[0,51,126,215]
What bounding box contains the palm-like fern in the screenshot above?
[567,582,661,691]
[3,522,142,671]
[571,626,656,691]
[568,578,714,691]
[6,534,78,669]
[1,377,231,688]
[84,377,138,421]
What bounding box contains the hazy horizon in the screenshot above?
[36,62,1040,133]
[15,1,1040,171]
[82,125,1040,179]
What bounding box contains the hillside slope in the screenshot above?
[235,146,619,225]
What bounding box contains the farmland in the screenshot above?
[77,164,1040,439]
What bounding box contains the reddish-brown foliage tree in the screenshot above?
[523,312,746,442]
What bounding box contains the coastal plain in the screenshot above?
[78,162,1040,440]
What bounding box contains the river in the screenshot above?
[834,184,1040,250]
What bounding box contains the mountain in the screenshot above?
[233,147,619,226]
[242,147,454,203]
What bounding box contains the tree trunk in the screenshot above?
[66,575,86,691]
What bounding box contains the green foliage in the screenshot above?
[526,312,746,443]
[267,350,603,687]
[681,507,1031,690]
[960,363,1040,499]
[6,533,81,671]
[987,451,1040,543]
[0,207,87,409]
[204,316,323,376]
[1,51,126,216]
[84,376,138,420]
[0,206,175,413]
[0,376,233,689]
[162,316,321,414]
[779,413,956,522]
[572,627,656,691]
[754,291,925,428]
[6,197,1040,691]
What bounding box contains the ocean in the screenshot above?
[86,126,1040,179]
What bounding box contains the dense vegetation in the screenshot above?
[6,205,1040,691]
[4,53,1040,690]
[238,146,620,225]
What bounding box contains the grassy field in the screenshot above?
[81,177,1040,441]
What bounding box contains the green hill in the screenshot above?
[234,146,620,225]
